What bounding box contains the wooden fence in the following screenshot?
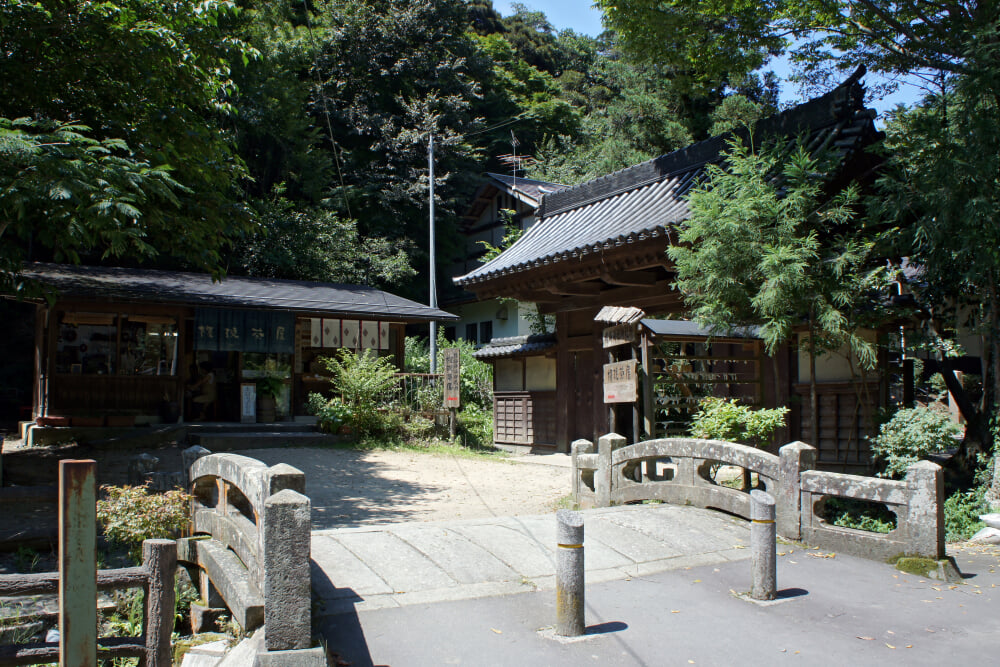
[0,460,176,667]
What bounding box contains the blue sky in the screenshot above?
[492,1,925,115]
[493,1,604,38]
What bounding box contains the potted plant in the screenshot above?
[256,375,284,423]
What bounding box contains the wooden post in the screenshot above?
[631,339,640,444]
[59,459,97,667]
[555,313,571,452]
[641,330,654,439]
[143,539,178,667]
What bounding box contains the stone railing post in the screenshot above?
[59,459,97,667]
[777,441,816,540]
[556,510,585,637]
[143,539,178,667]
[904,461,944,558]
[571,439,594,505]
[596,433,627,507]
[181,445,211,486]
[750,490,777,601]
[262,489,312,651]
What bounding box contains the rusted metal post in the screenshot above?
[59,459,97,667]
[143,539,177,667]
[556,510,585,637]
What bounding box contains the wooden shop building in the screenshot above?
[20,263,455,425]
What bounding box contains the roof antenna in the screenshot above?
[511,130,519,192]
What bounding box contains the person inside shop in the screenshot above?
[188,361,217,421]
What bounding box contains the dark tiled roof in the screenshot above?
[641,319,761,340]
[455,67,880,287]
[473,333,557,359]
[486,173,567,207]
[22,263,457,321]
[460,173,567,225]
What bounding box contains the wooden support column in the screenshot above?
[555,312,571,452]
[592,318,607,440]
[33,305,45,419]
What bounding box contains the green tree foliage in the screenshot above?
[235,199,414,286]
[870,406,962,479]
[670,137,880,361]
[689,397,788,448]
[528,34,779,184]
[873,82,1000,449]
[597,1,998,97]
[669,137,888,445]
[0,0,255,283]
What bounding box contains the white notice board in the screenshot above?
[603,360,637,403]
[241,383,257,423]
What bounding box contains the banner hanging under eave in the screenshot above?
[194,309,294,354]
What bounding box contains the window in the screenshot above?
[444,326,456,342]
[56,312,118,375]
[479,320,493,345]
[241,353,293,380]
[465,323,478,345]
[120,316,178,376]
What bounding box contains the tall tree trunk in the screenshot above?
[989,275,999,453]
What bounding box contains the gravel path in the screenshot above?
[233,447,571,531]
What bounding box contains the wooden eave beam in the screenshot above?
[537,280,682,315]
[600,270,658,287]
[543,281,603,297]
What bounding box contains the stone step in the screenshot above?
[191,431,346,451]
[186,421,316,435]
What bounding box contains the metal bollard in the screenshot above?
[750,489,777,600]
[556,510,585,636]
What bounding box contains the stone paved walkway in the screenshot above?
[310,503,753,616]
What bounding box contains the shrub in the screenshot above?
[870,406,962,478]
[306,392,351,433]
[321,349,401,437]
[822,496,896,533]
[97,484,191,564]
[458,403,494,449]
[944,485,988,542]
[689,397,788,447]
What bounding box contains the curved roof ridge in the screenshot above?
[536,65,869,219]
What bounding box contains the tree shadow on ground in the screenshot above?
[234,447,453,531]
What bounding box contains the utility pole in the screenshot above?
[428,130,438,374]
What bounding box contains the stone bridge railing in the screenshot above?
[573,433,944,560]
[178,452,321,663]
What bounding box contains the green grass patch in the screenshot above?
[329,435,511,461]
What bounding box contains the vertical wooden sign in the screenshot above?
[443,348,461,408]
